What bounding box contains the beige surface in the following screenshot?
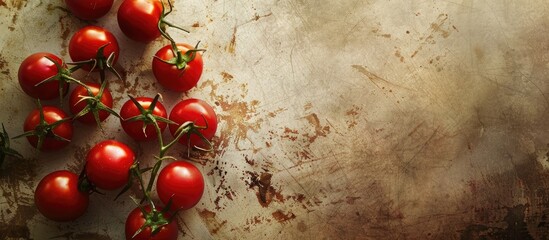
[1,0,549,239]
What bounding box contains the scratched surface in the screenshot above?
[1,0,549,239]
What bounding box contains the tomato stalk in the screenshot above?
[0,123,23,168]
[157,0,189,43]
[72,80,121,129]
[13,100,72,151]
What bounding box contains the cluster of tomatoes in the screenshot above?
[6,0,219,239]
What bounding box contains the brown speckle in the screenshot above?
[198,209,216,219]
[226,26,237,54]
[297,221,307,232]
[304,102,313,110]
[394,50,405,63]
[192,22,200,27]
[272,210,296,223]
[220,71,234,82]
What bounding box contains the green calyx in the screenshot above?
[123,94,176,139]
[35,56,84,106]
[156,41,206,71]
[73,80,120,129]
[130,197,175,239]
[13,100,71,151]
[0,123,23,168]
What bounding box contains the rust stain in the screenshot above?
[226,26,237,54]
[0,1,6,7]
[245,155,255,166]
[430,17,450,38]
[304,102,312,110]
[272,210,296,223]
[198,209,216,219]
[216,97,262,150]
[67,144,90,173]
[394,49,405,63]
[198,79,218,99]
[297,221,307,232]
[267,107,286,118]
[346,196,361,204]
[197,209,227,235]
[410,14,455,58]
[220,71,234,82]
[0,205,35,239]
[303,113,330,143]
[192,22,200,27]
[282,127,299,141]
[246,171,283,207]
[345,105,361,128]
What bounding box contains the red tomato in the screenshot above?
[35,170,89,221]
[117,0,163,43]
[69,26,120,71]
[69,82,114,124]
[168,99,217,149]
[85,140,135,190]
[120,97,168,141]
[152,43,203,92]
[125,205,178,240]
[18,52,68,100]
[65,0,113,20]
[156,161,204,211]
[23,106,73,151]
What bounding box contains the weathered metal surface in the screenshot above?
[2,0,549,239]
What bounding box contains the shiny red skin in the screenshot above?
[23,106,73,151]
[18,52,68,100]
[152,43,203,92]
[168,99,217,149]
[69,82,113,125]
[117,0,163,43]
[65,0,113,20]
[125,205,178,240]
[85,140,135,190]
[156,161,205,211]
[35,170,89,222]
[120,97,168,141]
[69,26,120,71]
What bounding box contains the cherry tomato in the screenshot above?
[69,26,120,71]
[125,205,178,240]
[23,105,73,151]
[168,99,217,149]
[65,0,113,20]
[35,170,89,221]
[152,43,203,92]
[117,0,163,43]
[18,52,68,100]
[85,140,135,190]
[120,97,168,141]
[69,82,114,125]
[156,160,204,211]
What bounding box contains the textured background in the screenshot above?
[1,0,549,239]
